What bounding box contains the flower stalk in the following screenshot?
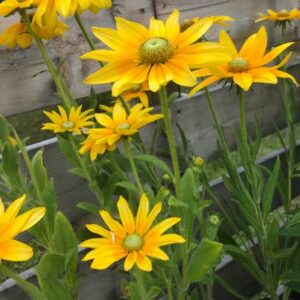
[159,87,181,198]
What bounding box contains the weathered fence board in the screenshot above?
[1,0,299,116]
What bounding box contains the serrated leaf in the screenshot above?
[187,238,223,284]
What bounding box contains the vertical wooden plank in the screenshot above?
[111,0,155,24]
[0,10,114,116]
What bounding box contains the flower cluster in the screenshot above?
[81,194,185,271]
[0,0,112,48]
[80,102,163,160]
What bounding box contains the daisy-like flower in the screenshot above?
[81,9,231,96]
[190,26,297,95]
[181,15,235,32]
[256,8,300,24]
[42,105,94,134]
[88,102,163,148]
[0,195,45,262]
[0,22,32,49]
[120,82,150,107]
[79,136,116,161]
[81,194,185,271]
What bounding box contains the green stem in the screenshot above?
[75,12,96,51]
[19,10,76,110]
[158,87,181,198]
[0,264,46,300]
[68,135,104,206]
[124,139,143,194]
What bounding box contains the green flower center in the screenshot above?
[124,234,143,251]
[277,10,289,18]
[139,37,175,64]
[62,121,74,130]
[228,57,249,73]
[116,123,131,131]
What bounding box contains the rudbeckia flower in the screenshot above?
[88,102,163,148]
[0,195,45,262]
[79,136,116,161]
[190,26,297,95]
[42,105,94,134]
[256,8,300,24]
[81,9,231,96]
[0,22,32,49]
[81,194,185,271]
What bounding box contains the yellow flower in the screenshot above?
[79,136,116,161]
[81,194,185,271]
[181,15,235,31]
[0,22,32,49]
[42,105,94,134]
[0,195,45,262]
[88,103,163,147]
[256,8,300,23]
[190,26,297,95]
[81,9,230,96]
[0,0,33,16]
[120,82,150,107]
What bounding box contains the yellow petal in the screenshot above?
[124,250,137,271]
[0,240,33,262]
[136,252,152,272]
[189,76,219,97]
[165,9,180,43]
[139,202,162,235]
[145,217,181,240]
[219,30,237,55]
[136,194,149,235]
[85,224,112,239]
[149,17,165,37]
[100,210,126,237]
[154,233,186,247]
[166,59,197,87]
[142,246,169,260]
[117,196,135,234]
[113,104,127,124]
[233,72,253,91]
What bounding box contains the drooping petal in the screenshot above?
[142,246,169,260]
[124,250,137,271]
[145,217,181,240]
[233,72,253,91]
[136,252,152,271]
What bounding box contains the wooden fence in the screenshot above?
[1,0,300,299]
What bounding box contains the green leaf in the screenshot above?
[103,172,120,203]
[281,224,300,237]
[286,210,300,228]
[168,195,188,207]
[134,154,174,179]
[282,271,300,292]
[0,115,10,144]
[31,150,48,192]
[57,136,80,168]
[77,202,99,214]
[187,238,223,284]
[262,158,280,219]
[53,212,78,255]
[168,92,179,106]
[180,168,198,208]
[36,253,65,278]
[116,181,139,194]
